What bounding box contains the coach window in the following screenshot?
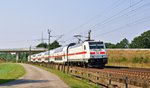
[84,45,86,50]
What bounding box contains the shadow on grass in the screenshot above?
[0,79,49,86]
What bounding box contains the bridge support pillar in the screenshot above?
[16,52,19,63]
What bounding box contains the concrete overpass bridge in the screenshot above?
[0,47,48,62]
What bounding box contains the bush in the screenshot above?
[132,57,144,63]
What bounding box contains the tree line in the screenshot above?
[105,30,150,48]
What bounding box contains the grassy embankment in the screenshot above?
[0,63,25,84]
[106,49,150,68]
[36,65,98,88]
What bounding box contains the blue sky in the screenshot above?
[0,0,150,48]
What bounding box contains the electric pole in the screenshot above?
[47,29,51,50]
[87,30,91,41]
[47,29,51,63]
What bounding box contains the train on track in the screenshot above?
[28,40,107,67]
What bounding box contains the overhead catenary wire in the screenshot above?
[64,0,143,43]
[93,15,150,38]
[77,0,125,35]
[91,1,150,34]
[46,0,150,46]
[63,0,124,44]
[77,0,149,42]
[63,0,122,36]
[88,0,143,31]
[65,0,143,44]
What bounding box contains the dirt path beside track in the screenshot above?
[0,64,69,88]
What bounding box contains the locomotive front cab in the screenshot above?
[87,41,107,67]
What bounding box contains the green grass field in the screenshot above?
[0,63,25,84]
[36,65,98,88]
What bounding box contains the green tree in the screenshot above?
[141,30,150,48]
[130,36,142,48]
[130,30,150,48]
[36,43,48,48]
[105,43,116,48]
[116,38,129,48]
[49,40,61,50]
[0,53,16,62]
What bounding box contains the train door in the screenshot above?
[83,44,86,59]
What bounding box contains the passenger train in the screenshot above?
[28,40,107,67]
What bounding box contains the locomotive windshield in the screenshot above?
[89,42,104,49]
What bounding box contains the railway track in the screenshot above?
[70,66,150,87]
[72,66,150,79]
[105,66,150,79]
